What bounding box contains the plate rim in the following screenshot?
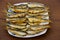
[8,29,47,38]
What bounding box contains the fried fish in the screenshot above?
[9,30,26,36]
[30,25,50,31]
[7,24,26,29]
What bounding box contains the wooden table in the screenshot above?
[0,0,60,40]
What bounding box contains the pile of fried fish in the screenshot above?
[6,3,50,36]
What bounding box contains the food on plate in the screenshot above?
[14,4,28,8]
[28,17,41,22]
[6,2,50,37]
[28,3,44,8]
[7,13,26,18]
[30,25,50,31]
[28,22,40,25]
[26,30,37,35]
[9,30,26,36]
[6,18,26,22]
[7,24,26,29]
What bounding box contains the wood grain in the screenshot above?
[0,0,60,40]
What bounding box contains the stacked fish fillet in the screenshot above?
[6,3,50,36]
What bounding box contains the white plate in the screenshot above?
[8,29,47,38]
[7,2,49,38]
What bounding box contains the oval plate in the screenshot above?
[8,2,49,38]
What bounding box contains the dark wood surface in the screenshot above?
[0,0,60,40]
